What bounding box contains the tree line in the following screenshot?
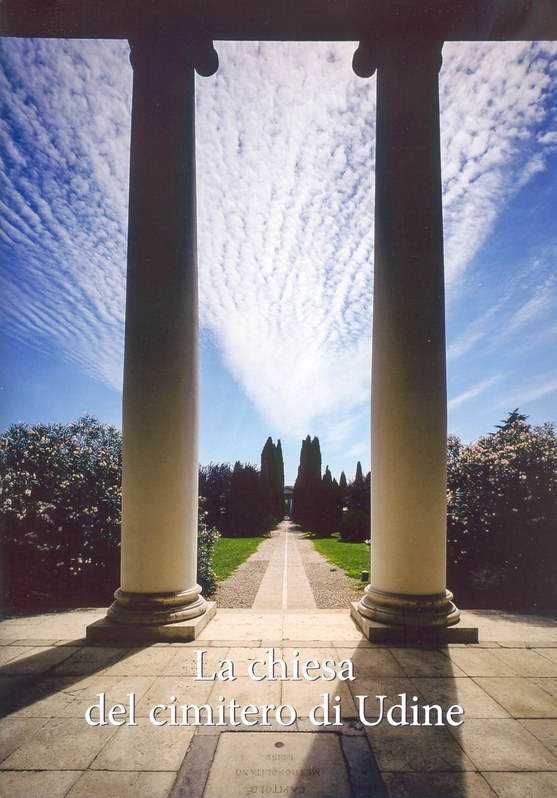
[199,434,370,542]
[199,437,284,537]
[1,409,555,611]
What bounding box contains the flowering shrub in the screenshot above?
[1,416,122,608]
[1,416,220,610]
[197,498,220,596]
[447,416,557,610]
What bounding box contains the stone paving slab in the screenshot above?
[66,771,176,798]
[0,770,81,798]
[382,771,497,797]
[390,648,468,678]
[66,675,156,719]
[366,723,477,772]
[489,647,557,676]
[474,676,557,718]
[519,718,557,756]
[442,647,519,677]
[539,649,557,664]
[196,610,286,642]
[171,725,386,798]
[409,676,511,718]
[203,731,352,798]
[0,645,80,674]
[90,722,195,771]
[530,677,557,699]
[460,610,557,643]
[0,716,119,770]
[283,611,363,642]
[334,647,406,677]
[483,771,557,798]
[133,677,213,717]
[449,718,557,772]
[0,716,49,761]
[282,675,359,719]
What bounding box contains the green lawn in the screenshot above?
[212,535,268,581]
[311,533,370,580]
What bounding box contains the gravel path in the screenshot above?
[295,534,364,608]
[212,524,363,609]
[210,532,276,608]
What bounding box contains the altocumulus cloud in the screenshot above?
[0,38,132,389]
[440,42,557,289]
[196,41,375,436]
[1,38,556,440]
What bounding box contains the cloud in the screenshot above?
[1,37,556,450]
[195,41,375,439]
[505,284,556,335]
[495,373,557,411]
[448,253,557,366]
[485,272,557,355]
[448,374,503,410]
[447,305,500,361]
[0,38,132,390]
[440,42,557,288]
[345,443,367,460]
[196,40,557,440]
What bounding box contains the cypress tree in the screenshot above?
[341,462,371,542]
[293,435,322,533]
[292,436,311,528]
[331,476,343,534]
[339,471,347,508]
[227,461,267,536]
[261,436,285,527]
[312,437,322,484]
[316,465,332,537]
[260,437,275,527]
[275,439,285,519]
[314,467,343,537]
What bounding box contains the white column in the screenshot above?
[105,37,218,628]
[354,38,459,629]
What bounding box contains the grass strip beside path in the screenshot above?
[311,533,370,580]
[212,535,268,581]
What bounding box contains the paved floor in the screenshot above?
[1,526,557,797]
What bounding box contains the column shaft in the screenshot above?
[109,38,205,625]
[360,40,459,628]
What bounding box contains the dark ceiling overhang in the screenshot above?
[1,0,556,42]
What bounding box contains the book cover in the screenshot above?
[1,4,556,797]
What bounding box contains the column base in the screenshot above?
[106,586,208,625]
[86,586,217,643]
[352,586,478,644]
[86,601,216,644]
[359,585,461,627]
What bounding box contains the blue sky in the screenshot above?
[1,38,556,484]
